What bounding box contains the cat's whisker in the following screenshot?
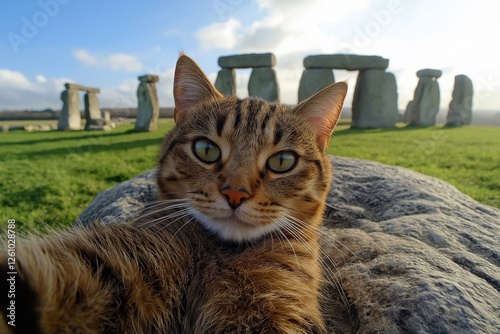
[168,217,195,242]
[138,208,192,229]
[280,214,353,316]
[133,201,192,225]
[282,214,347,275]
[324,202,342,211]
[134,198,191,213]
[270,230,286,253]
[275,217,354,317]
[137,203,191,220]
[142,212,195,238]
[101,198,191,223]
[274,221,301,270]
[283,212,357,260]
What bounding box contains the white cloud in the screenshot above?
[35,75,47,83]
[99,67,176,109]
[196,18,242,51]
[73,49,98,66]
[73,49,144,72]
[0,69,31,89]
[195,0,369,104]
[192,0,500,111]
[0,69,71,110]
[0,67,176,111]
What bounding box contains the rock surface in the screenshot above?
[417,69,443,78]
[248,67,279,102]
[78,156,500,333]
[84,92,103,130]
[215,68,236,96]
[298,68,335,102]
[404,75,441,126]
[135,74,160,132]
[352,70,399,128]
[446,75,474,127]
[304,54,389,70]
[218,53,276,68]
[58,88,81,131]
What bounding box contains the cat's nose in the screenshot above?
[221,187,251,209]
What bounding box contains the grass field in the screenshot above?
[1,119,499,232]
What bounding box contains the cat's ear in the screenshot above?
[293,82,347,152]
[173,54,223,123]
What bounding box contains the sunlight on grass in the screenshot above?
[1,119,498,232]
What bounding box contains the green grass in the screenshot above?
[329,124,500,209]
[1,120,498,232]
[0,120,175,232]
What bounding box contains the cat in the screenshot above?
[0,54,347,334]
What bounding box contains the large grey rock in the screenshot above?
[58,87,81,130]
[84,92,103,130]
[446,75,473,127]
[218,53,276,69]
[417,69,442,78]
[214,69,236,96]
[78,156,500,333]
[352,70,399,128]
[135,74,160,132]
[304,54,389,70]
[248,67,279,102]
[298,68,335,102]
[404,75,441,126]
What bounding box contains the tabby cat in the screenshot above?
[0,54,347,333]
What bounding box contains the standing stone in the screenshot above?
[58,86,81,130]
[404,69,442,126]
[352,70,398,128]
[135,75,160,132]
[298,68,335,102]
[248,68,279,102]
[84,92,104,130]
[215,69,236,96]
[446,75,473,127]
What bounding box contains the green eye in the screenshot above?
[267,151,297,173]
[193,138,221,163]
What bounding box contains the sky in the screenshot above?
[1,0,500,112]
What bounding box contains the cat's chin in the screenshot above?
[194,212,279,243]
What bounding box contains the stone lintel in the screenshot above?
[417,69,442,79]
[218,53,276,69]
[138,74,160,83]
[304,54,389,70]
[65,83,100,93]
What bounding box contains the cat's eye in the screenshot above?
[193,138,221,163]
[267,151,297,173]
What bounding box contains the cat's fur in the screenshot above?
[0,54,347,333]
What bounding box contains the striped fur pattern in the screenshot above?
[0,55,347,333]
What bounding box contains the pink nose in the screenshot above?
[221,188,250,209]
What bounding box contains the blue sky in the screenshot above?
[1,0,499,111]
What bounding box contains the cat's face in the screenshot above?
[157,55,346,242]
